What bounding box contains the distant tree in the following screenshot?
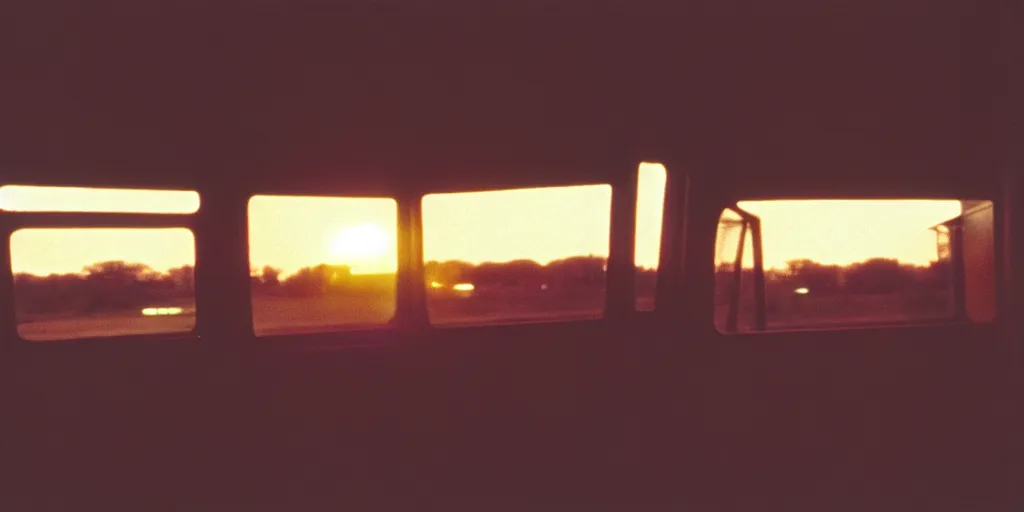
[280,264,351,297]
[249,266,281,294]
[844,258,917,294]
[83,261,155,281]
[261,266,281,287]
[424,256,612,292]
[469,262,511,288]
[783,259,843,295]
[425,260,473,285]
[80,261,161,312]
[496,259,545,287]
[167,265,195,292]
[14,272,89,316]
[545,256,606,288]
[919,259,953,290]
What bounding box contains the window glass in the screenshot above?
[11,228,196,340]
[247,195,398,336]
[635,163,667,311]
[714,199,994,332]
[422,184,612,326]
[0,185,200,213]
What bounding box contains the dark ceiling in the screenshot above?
[2,2,1012,190]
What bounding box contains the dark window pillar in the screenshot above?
[654,168,687,315]
[606,165,638,320]
[392,192,428,329]
[194,187,253,341]
[0,217,18,348]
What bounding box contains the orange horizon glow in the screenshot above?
[247,195,399,276]
[1,174,966,278]
[724,199,963,270]
[10,228,196,276]
[421,184,613,267]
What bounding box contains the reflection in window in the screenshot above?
[635,163,667,311]
[0,185,200,213]
[247,195,398,336]
[422,184,612,326]
[10,228,196,341]
[714,199,995,333]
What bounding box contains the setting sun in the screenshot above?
[330,223,392,263]
[246,195,399,277]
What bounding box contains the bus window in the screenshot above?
[714,199,995,333]
[422,184,612,326]
[247,195,398,336]
[11,228,196,341]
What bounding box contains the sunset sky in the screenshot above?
[2,165,963,277]
[730,199,962,269]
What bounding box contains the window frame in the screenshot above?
[243,163,669,343]
[244,192,404,337]
[633,162,669,313]
[704,195,1004,336]
[417,181,618,329]
[715,204,767,333]
[1,206,201,345]
[0,161,677,347]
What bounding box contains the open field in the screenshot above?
[17,292,609,340]
[16,289,955,341]
[255,292,609,334]
[252,294,395,335]
[716,291,955,332]
[18,312,196,341]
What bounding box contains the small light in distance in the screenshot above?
[794,287,810,295]
[453,283,475,292]
[429,281,444,289]
[142,307,185,316]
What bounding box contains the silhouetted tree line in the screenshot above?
[425,256,610,289]
[16,256,649,317]
[249,256,650,298]
[717,257,953,296]
[250,264,365,297]
[14,261,194,318]
[17,255,940,319]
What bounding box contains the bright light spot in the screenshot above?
[795,287,810,295]
[453,283,475,292]
[330,223,391,261]
[541,284,548,290]
[142,307,184,316]
[430,281,443,288]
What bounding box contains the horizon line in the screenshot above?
[14,255,941,278]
